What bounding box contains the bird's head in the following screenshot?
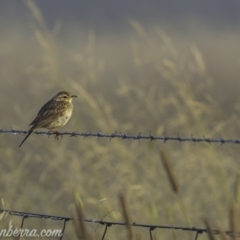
[54,91,77,102]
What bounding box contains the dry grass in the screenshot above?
[0,1,240,239]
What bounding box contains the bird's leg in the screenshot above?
[53,131,60,140]
[48,130,60,140]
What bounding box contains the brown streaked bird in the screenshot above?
[19,91,77,148]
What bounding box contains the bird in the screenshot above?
[19,91,77,148]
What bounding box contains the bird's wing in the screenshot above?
[29,100,68,128]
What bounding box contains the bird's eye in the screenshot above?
[63,95,67,98]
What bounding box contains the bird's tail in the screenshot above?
[19,126,35,148]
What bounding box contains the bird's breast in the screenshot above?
[47,105,73,129]
[63,107,73,120]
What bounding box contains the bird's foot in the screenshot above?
[53,131,60,140]
[47,130,60,140]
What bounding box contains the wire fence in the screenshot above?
[2,129,240,145]
[1,130,239,239]
[0,209,238,240]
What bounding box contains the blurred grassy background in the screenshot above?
[0,1,240,239]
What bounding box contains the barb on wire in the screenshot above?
[2,129,240,145]
[0,208,239,239]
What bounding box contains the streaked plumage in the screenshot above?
[19,91,77,147]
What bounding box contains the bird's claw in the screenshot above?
[54,131,60,140]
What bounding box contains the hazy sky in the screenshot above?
[1,0,240,101]
[1,0,240,32]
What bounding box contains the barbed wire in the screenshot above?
[0,209,238,240]
[1,129,240,145]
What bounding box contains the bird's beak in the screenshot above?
[71,95,77,98]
